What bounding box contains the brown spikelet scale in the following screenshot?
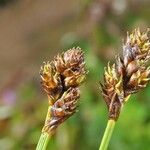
[40,47,87,134]
[100,28,150,121]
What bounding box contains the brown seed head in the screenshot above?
[101,28,150,121]
[40,47,87,134]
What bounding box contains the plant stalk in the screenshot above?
[99,119,116,150]
[36,106,52,150]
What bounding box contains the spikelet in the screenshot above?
[123,28,150,96]
[42,88,80,134]
[101,62,124,120]
[53,47,87,87]
[40,62,63,104]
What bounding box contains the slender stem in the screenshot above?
[36,106,52,150]
[99,119,116,150]
[36,132,51,150]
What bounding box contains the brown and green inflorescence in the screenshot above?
[40,47,87,134]
[101,29,150,121]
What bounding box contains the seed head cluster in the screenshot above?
[40,47,87,134]
[101,29,150,121]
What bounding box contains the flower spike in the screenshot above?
[101,28,150,121]
[40,47,87,134]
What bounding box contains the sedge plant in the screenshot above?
[99,28,150,150]
[36,47,87,150]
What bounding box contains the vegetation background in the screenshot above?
[0,0,150,149]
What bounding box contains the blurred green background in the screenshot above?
[0,0,150,149]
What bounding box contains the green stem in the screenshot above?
[36,107,52,150]
[36,132,51,150]
[99,119,116,150]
